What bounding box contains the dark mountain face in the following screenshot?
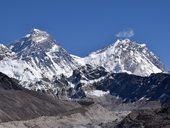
[0,72,80,123]
[69,64,108,83]
[93,73,170,103]
[0,72,21,90]
[78,64,108,80]
[50,63,170,103]
[67,65,109,98]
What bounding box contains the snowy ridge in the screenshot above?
[0,29,167,97]
[0,59,42,81]
[25,28,49,43]
[0,45,42,85]
[0,44,16,60]
[0,29,79,92]
[75,39,165,76]
[70,54,85,65]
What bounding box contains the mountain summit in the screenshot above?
[10,28,78,79]
[9,29,165,78]
[25,28,50,43]
[8,28,166,83]
[73,39,166,76]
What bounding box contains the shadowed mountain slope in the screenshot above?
[0,72,80,123]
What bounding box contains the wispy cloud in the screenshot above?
[116,29,134,38]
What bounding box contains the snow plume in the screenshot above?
[116,29,134,38]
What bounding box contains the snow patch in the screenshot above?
[86,90,109,97]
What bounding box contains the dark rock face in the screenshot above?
[53,64,108,100]
[116,104,170,128]
[94,73,170,103]
[78,64,108,80]
[66,64,170,104]
[51,65,170,104]
[0,72,22,90]
[53,74,69,88]
[69,64,108,83]
[0,72,80,123]
[71,87,86,99]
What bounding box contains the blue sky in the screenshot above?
[0,0,170,69]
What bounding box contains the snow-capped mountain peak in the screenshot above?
[115,39,145,46]
[0,29,168,99]
[9,29,78,79]
[79,39,166,76]
[29,28,50,43]
[24,28,50,43]
[32,28,45,33]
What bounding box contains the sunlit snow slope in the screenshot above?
[10,29,78,79]
[73,39,165,76]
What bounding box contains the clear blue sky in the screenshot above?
[0,0,170,69]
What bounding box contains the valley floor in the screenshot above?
[0,104,129,128]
